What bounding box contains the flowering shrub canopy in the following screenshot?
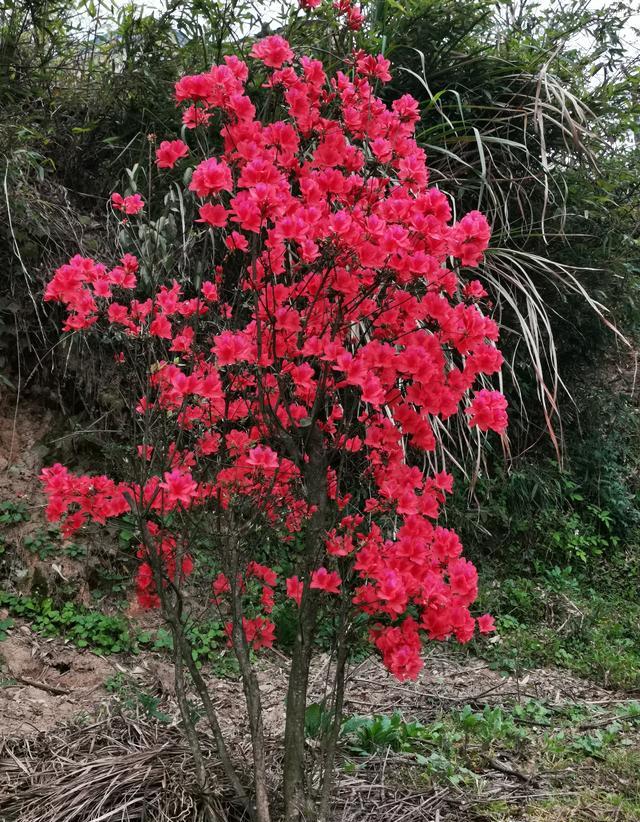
[42,36,505,681]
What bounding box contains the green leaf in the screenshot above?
[305,702,324,739]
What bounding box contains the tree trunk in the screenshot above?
[317,615,349,822]
[282,610,318,821]
[283,433,328,821]
[229,556,272,822]
[173,628,219,822]
[176,628,252,809]
[132,507,250,812]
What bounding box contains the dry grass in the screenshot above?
[0,712,451,822]
[1,677,639,822]
[0,715,240,822]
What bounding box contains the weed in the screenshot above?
[0,592,238,677]
[187,621,240,676]
[0,617,14,641]
[519,746,640,822]
[469,569,640,690]
[341,712,434,756]
[454,704,528,750]
[304,702,333,739]
[140,626,239,677]
[105,672,171,723]
[512,699,551,726]
[569,725,623,757]
[23,529,59,560]
[90,569,130,599]
[340,696,640,799]
[339,711,475,784]
[64,542,87,559]
[0,592,134,654]
[117,517,138,551]
[421,751,471,785]
[0,502,30,526]
[148,627,173,652]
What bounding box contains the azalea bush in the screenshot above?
[39,3,506,819]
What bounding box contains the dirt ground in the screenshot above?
[0,614,617,739]
[0,395,52,502]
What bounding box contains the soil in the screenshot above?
[0,396,53,503]
[0,618,614,740]
[0,626,113,735]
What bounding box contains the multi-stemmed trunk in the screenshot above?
[282,437,329,821]
[132,436,346,822]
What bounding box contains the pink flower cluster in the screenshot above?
[136,523,194,609]
[111,192,144,215]
[42,35,503,678]
[44,253,138,331]
[156,139,189,169]
[40,463,130,537]
[333,0,364,30]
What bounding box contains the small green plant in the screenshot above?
[182,621,240,677]
[341,712,438,756]
[421,751,471,785]
[0,592,134,654]
[23,529,59,560]
[0,501,30,526]
[64,542,87,559]
[150,627,174,652]
[305,702,332,740]
[105,672,171,723]
[455,704,528,750]
[104,671,130,695]
[117,516,138,550]
[617,702,640,722]
[512,699,551,726]
[90,569,130,599]
[187,621,226,667]
[340,711,479,786]
[570,725,623,758]
[544,507,614,564]
[0,617,14,641]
